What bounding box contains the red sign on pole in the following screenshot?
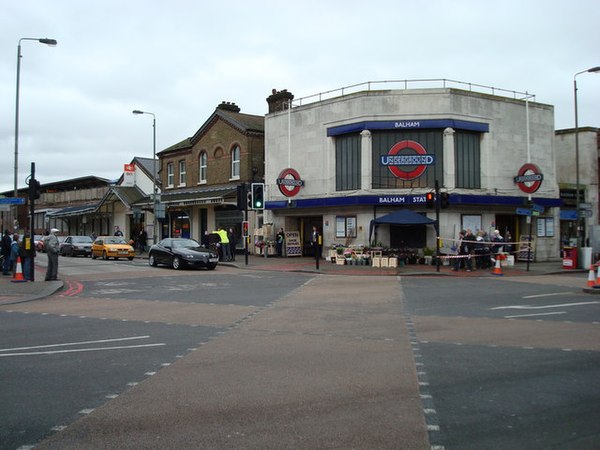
[514,163,543,194]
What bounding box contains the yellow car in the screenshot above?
[91,236,135,260]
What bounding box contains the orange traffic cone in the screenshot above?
[587,266,596,288]
[492,257,503,276]
[11,256,27,283]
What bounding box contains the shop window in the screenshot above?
[336,216,357,238]
[199,151,207,184]
[167,162,174,188]
[179,160,186,186]
[231,145,240,180]
[335,135,361,191]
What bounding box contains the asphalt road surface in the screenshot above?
[1,257,599,449]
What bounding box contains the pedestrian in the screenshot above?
[491,229,504,256]
[276,228,285,257]
[43,228,60,281]
[214,226,230,261]
[504,231,513,255]
[21,228,35,280]
[138,228,148,253]
[1,229,11,275]
[201,230,210,248]
[114,226,123,237]
[227,228,236,261]
[311,226,321,259]
[9,234,21,276]
[463,229,476,272]
[451,230,466,271]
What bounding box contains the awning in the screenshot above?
[369,209,436,241]
[47,203,99,218]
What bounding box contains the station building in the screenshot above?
[263,81,562,261]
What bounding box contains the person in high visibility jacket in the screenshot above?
[214,227,230,261]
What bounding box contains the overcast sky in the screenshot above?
[1,0,599,194]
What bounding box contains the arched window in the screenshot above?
[199,151,207,183]
[231,145,240,180]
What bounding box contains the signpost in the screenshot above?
[0,197,26,205]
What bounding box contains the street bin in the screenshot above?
[562,246,577,269]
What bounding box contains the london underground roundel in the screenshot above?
[380,140,435,180]
[276,168,304,197]
[514,163,543,194]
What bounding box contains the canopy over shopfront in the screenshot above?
[369,209,436,242]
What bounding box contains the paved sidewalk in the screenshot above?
[0,254,586,306]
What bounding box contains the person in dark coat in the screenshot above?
[1,230,12,275]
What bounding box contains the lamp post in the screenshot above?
[132,110,158,246]
[14,37,57,226]
[574,66,600,252]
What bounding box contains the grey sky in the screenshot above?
[1,0,599,193]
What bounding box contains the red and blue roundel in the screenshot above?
[380,140,435,180]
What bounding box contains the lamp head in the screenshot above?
[132,110,144,115]
[588,66,600,74]
[39,38,57,46]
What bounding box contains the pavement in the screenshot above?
[0,253,588,306]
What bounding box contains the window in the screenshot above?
[335,216,357,238]
[231,145,240,180]
[167,163,174,187]
[199,152,207,183]
[455,131,481,189]
[179,160,186,186]
[335,135,361,191]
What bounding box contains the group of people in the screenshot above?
[204,227,237,262]
[1,228,60,281]
[451,228,510,272]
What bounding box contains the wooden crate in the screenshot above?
[372,257,381,267]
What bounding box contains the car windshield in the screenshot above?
[105,237,127,244]
[171,239,201,249]
[72,236,93,243]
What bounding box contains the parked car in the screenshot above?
[61,235,94,257]
[148,238,219,270]
[91,236,135,260]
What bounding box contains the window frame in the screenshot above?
[167,162,174,188]
[178,160,186,187]
[230,145,240,181]
[198,151,207,184]
[335,216,357,238]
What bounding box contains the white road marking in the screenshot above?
[522,292,577,299]
[0,335,151,352]
[505,312,567,319]
[491,301,600,310]
[0,343,165,357]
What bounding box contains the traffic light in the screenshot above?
[28,178,42,200]
[236,183,248,210]
[425,192,434,209]
[440,192,450,209]
[251,183,264,210]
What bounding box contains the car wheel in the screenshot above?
[172,256,181,270]
[149,254,157,267]
[102,251,108,260]
[92,252,97,259]
[128,256,134,261]
[70,250,76,257]
[207,263,217,270]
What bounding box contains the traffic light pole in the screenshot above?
[28,162,36,281]
[435,179,441,273]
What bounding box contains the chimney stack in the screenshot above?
[266,89,294,113]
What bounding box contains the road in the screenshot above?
[1,256,599,449]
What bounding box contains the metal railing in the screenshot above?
[292,79,535,107]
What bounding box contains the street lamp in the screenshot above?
[132,110,158,245]
[574,66,600,251]
[14,37,57,225]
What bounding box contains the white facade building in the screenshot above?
[264,81,561,262]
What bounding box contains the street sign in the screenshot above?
[530,204,545,213]
[0,197,26,205]
[579,202,592,210]
[516,208,533,216]
[579,210,593,218]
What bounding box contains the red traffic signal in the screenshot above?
[425,192,434,209]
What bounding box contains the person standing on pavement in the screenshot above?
[114,226,123,237]
[214,227,230,261]
[43,228,60,281]
[276,228,285,257]
[311,226,322,259]
[227,228,236,261]
[1,229,11,275]
[9,234,21,276]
